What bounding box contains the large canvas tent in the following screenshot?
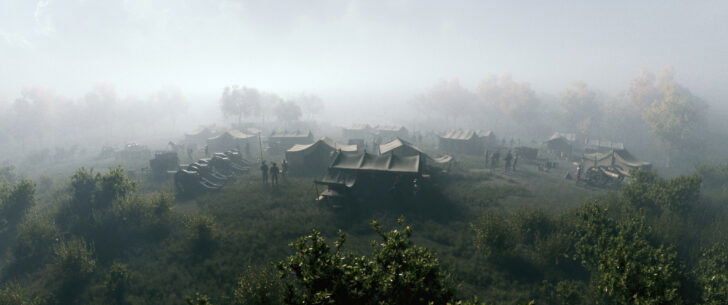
[582,149,652,176]
[438,130,485,155]
[206,130,255,154]
[268,130,314,154]
[379,138,453,168]
[316,151,421,199]
[285,137,358,176]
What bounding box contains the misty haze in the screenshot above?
[1,1,728,305]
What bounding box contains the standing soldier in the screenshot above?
[281,159,289,179]
[485,150,490,169]
[512,152,519,171]
[491,151,500,169]
[260,161,269,184]
[505,150,513,171]
[270,162,280,186]
[576,164,583,182]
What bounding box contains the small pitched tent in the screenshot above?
[285,137,358,176]
[582,149,651,176]
[478,131,498,147]
[342,124,372,140]
[316,151,421,199]
[544,134,573,155]
[268,130,314,154]
[374,125,409,142]
[185,125,223,146]
[439,130,484,155]
[206,130,255,154]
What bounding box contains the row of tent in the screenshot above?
[174,150,252,198]
[185,126,314,155]
[285,136,453,200]
[342,124,410,142]
[285,137,453,177]
[437,130,498,155]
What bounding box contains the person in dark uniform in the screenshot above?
[260,161,269,184]
[504,151,513,171]
[270,162,279,186]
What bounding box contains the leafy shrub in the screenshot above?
[622,170,701,214]
[696,243,728,305]
[573,205,684,305]
[50,238,97,304]
[275,219,456,305]
[10,213,60,272]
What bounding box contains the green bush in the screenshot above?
[50,238,97,304]
[275,219,456,305]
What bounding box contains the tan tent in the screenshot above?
[374,125,409,141]
[269,130,314,153]
[582,149,652,176]
[316,151,422,199]
[439,130,485,155]
[185,125,224,145]
[206,130,255,154]
[285,137,357,176]
[379,138,453,167]
[342,124,373,140]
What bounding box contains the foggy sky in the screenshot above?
[1,0,727,103]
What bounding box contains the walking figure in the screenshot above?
[281,159,289,179]
[270,162,279,186]
[512,153,519,171]
[260,161,269,184]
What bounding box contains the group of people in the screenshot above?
[485,150,519,172]
[259,159,288,186]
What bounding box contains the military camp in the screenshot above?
[4,3,728,305]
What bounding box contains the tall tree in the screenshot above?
[296,94,324,120]
[219,86,261,125]
[641,69,707,166]
[559,82,602,135]
[274,100,303,123]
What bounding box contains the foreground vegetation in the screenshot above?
[0,162,728,304]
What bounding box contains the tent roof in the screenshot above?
[208,130,255,141]
[583,149,651,174]
[186,125,222,137]
[375,125,407,132]
[331,151,420,173]
[549,132,577,142]
[379,138,425,155]
[440,130,478,140]
[270,130,312,138]
[478,130,495,137]
[287,137,357,153]
[586,139,625,150]
[344,124,371,131]
[317,170,358,187]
